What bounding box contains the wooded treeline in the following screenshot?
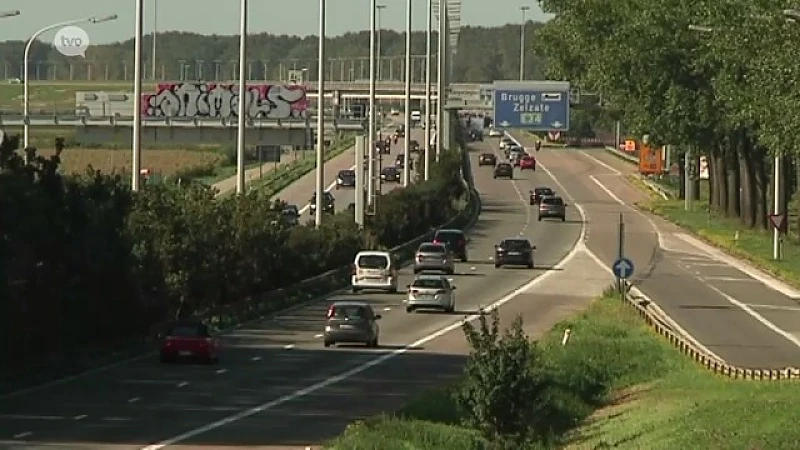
[0,133,466,366]
[0,23,545,82]
[536,0,800,234]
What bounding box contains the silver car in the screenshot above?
[406,274,456,313]
[413,242,455,275]
[323,301,381,347]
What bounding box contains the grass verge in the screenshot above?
[326,294,800,449]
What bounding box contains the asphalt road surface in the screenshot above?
[274,119,418,218]
[510,133,800,369]
[0,138,585,449]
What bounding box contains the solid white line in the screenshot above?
[215,369,227,375]
[250,356,261,361]
[128,397,140,403]
[0,414,62,420]
[746,303,800,312]
[283,344,295,350]
[580,150,622,175]
[589,174,626,206]
[13,432,32,439]
[703,276,756,282]
[177,382,189,388]
[138,154,591,450]
[313,334,324,339]
[73,414,88,420]
[383,307,391,311]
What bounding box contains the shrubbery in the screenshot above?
[0,133,467,367]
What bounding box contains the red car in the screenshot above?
[519,155,536,170]
[159,320,220,364]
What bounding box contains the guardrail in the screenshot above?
[0,114,367,130]
[622,282,800,380]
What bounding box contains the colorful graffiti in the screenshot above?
[142,83,308,119]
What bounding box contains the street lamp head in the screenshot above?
[520,6,531,11]
[90,14,118,24]
[0,10,20,18]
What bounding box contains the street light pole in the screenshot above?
[423,0,432,180]
[773,153,782,260]
[519,6,530,81]
[151,0,157,80]
[235,0,248,195]
[435,0,445,161]
[315,0,327,228]
[402,0,412,186]
[132,0,144,190]
[24,15,117,150]
[367,0,377,207]
[377,5,386,82]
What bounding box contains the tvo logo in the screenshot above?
[54,26,90,57]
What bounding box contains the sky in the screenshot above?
[0,0,550,44]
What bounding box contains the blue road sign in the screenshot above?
[612,257,635,279]
[492,81,570,131]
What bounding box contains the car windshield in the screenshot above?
[435,231,463,243]
[419,243,446,253]
[502,240,531,250]
[167,324,209,337]
[331,305,368,319]
[542,197,564,206]
[413,278,447,289]
[338,170,354,177]
[282,207,298,216]
[498,164,512,169]
[382,167,397,173]
[535,188,554,195]
[357,255,389,269]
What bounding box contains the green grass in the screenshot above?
[326,295,800,449]
[0,81,156,112]
[639,191,800,289]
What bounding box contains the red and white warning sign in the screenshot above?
[768,214,786,233]
[548,130,561,141]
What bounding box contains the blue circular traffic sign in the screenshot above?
[612,257,634,279]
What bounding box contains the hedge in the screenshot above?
[0,132,468,369]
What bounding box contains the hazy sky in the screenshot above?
[0,0,550,44]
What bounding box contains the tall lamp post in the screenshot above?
[24,15,118,149]
[519,6,530,80]
[367,0,377,207]
[235,0,248,194]
[376,4,386,82]
[151,0,158,80]
[423,0,432,180]
[402,0,412,186]
[315,0,327,227]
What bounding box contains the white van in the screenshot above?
[351,251,398,293]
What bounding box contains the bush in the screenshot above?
[0,134,469,368]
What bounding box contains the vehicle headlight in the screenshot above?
[325,325,333,332]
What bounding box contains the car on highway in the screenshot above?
[413,242,455,275]
[159,320,220,364]
[381,166,401,183]
[281,204,300,226]
[336,169,356,189]
[308,191,335,215]
[509,147,525,165]
[529,187,555,205]
[494,162,513,179]
[500,136,514,149]
[488,128,502,137]
[468,129,484,142]
[494,238,535,269]
[433,228,469,262]
[376,140,391,155]
[394,154,405,168]
[478,153,497,166]
[405,274,456,313]
[391,108,401,116]
[351,250,398,293]
[409,139,420,153]
[538,195,567,221]
[519,155,536,170]
[323,301,381,347]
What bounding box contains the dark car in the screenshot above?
[409,140,420,152]
[323,301,381,347]
[494,162,513,179]
[159,320,219,364]
[376,140,391,155]
[309,191,335,215]
[394,154,405,169]
[433,228,469,262]
[381,166,401,183]
[494,238,535,269]
[529,187,555,205]
[336,169,356,189]
[478,153,497,166]
[468,129,484,141]
[281,204,300,226]
[538,195,567,221]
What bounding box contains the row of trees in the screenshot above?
[535,0,800,234]
[0,132,467,366]
[0,23,545,83]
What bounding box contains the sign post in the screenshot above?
[492,80,570,131]
[612,214,635,299]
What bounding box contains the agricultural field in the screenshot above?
[35,147,223,177]
[0,81,157,113]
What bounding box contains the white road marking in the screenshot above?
[0,414,62,420]
[284,344,295,350]
[121,379,179,385]
[684,262,728,267]
[314,334,324,339]
[703,276,757,282]
[251,356,261,361]
[580,150,622,175]
[138,166,590,450]
[298,165,355,215]
[13,432,32,439]
[215,369,227,375]
[128,397,140,403]
[383,307,391,311]
[746,303,800,312]
[177,382,189,388]
[73,414,88,420]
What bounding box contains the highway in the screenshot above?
[0,137,587,449]
[509,133,800,369]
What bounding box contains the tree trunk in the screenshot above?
[693,153,701,201]
[726,143,740,218]
[712,146,728,215]
[708,149,718,210]
[738,135,756,228]
[678,148,686,199]
[752,147,768,230]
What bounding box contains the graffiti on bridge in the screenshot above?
[142,83,309,119]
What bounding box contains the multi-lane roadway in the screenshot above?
[509,132,800,369]
[0,135,605,449]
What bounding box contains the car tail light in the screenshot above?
[432,239,440,245]
[327,305,335,318]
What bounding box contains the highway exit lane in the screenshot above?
[0,140,582,449]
